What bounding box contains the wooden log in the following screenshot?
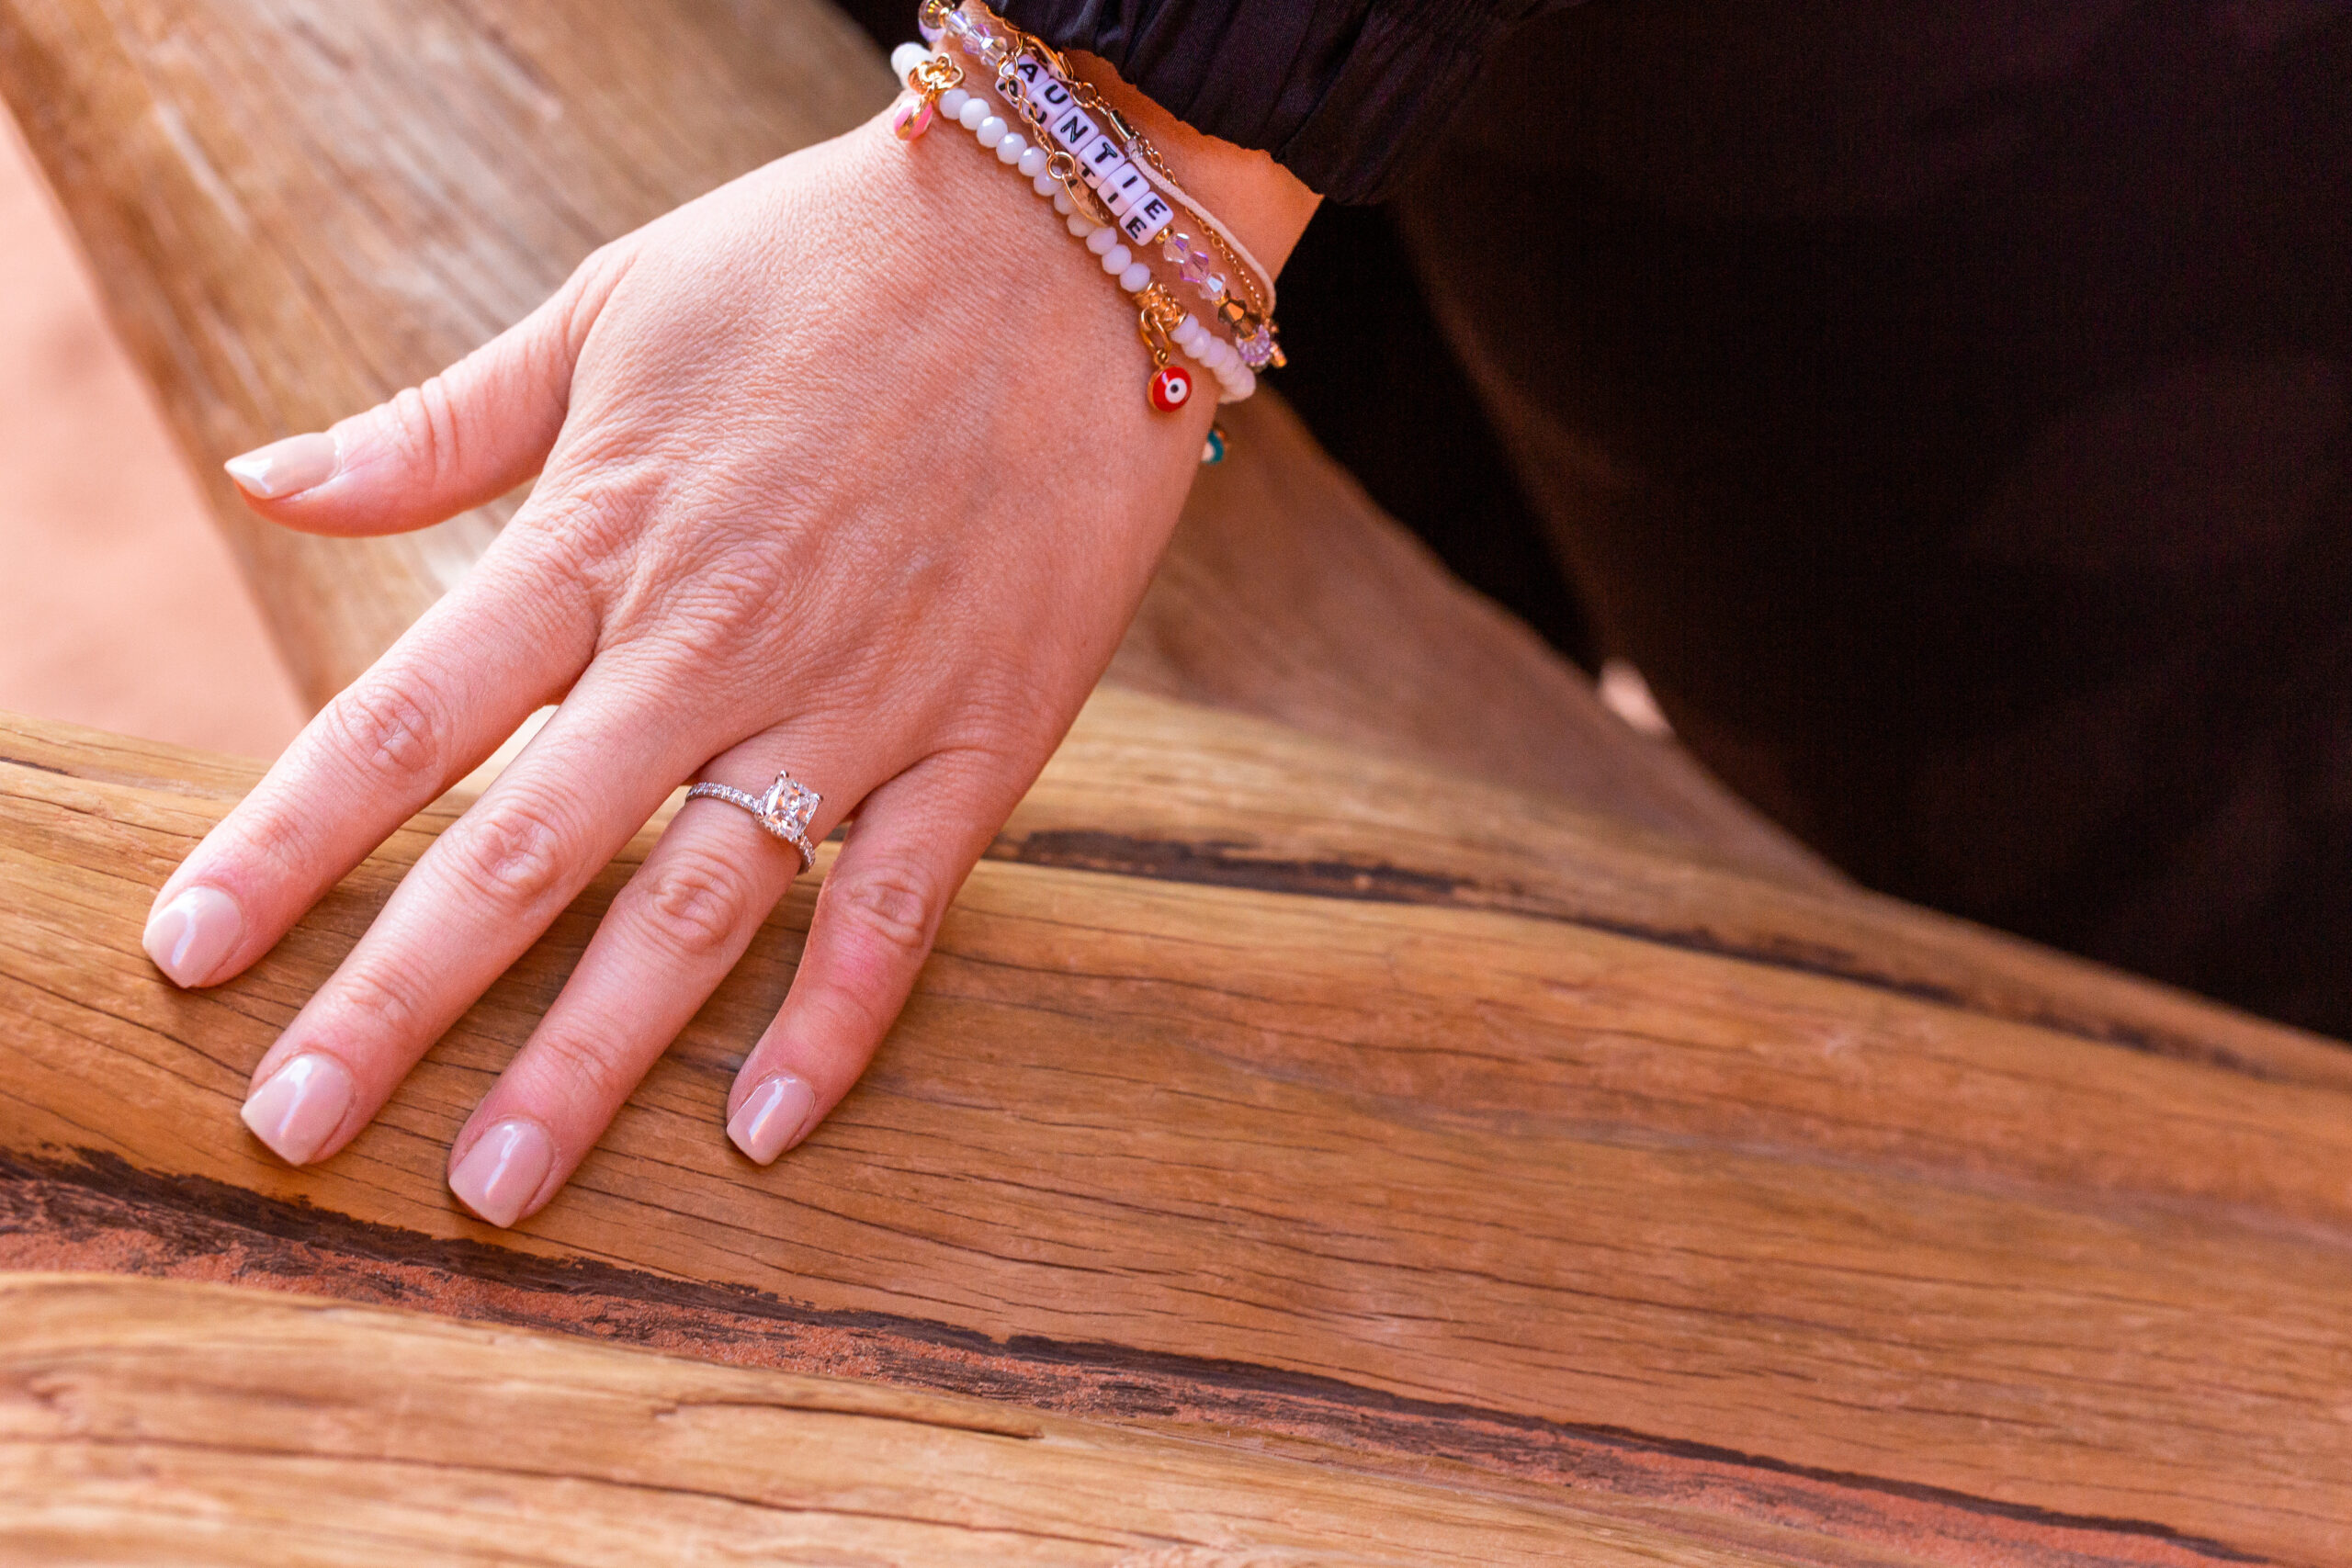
[0,0,1831,883]
[0,0,888,707]
[0,1272,1884,1566]
[3,707,2348,1566]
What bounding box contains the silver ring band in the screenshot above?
[684,771,822,873]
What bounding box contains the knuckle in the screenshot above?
[560,238,636,337]
[518,462,657,588]
[524,1026,632,1101]
[228,784,330,886]
[447,794,577,911]
[387,377,465,491]
[604,534,791,656]
[326,679,449,795]
[627,847,756,961]
[821,863,940,966]
[678,548,791,623]
[328,963,426,1044]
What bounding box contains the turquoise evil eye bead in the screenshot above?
[1200,425,1227,466]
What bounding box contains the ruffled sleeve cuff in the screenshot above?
[995,0,1570,204]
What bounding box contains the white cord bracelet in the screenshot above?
[910,3,1282,377]
[891,39,1259,410]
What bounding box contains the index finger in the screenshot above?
[141,549,594,990]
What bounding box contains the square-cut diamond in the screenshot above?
[758,774,820,836]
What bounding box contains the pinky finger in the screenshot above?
[725,755,1007,1164]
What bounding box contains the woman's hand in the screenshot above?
[140,99,1303,1227]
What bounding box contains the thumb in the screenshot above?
[222,245,632,536]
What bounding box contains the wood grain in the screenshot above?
[0,0,886,705]
[0,0,1830,882]
[4,706,2348,1566]
[0,1273,1893,1566]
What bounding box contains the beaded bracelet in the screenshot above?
[892,48,1242,419]
[888,3,1281,416]
[923,0,1283,373]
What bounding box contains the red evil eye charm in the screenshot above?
[1148,364,1193,412]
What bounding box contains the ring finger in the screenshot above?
[436,724,873,1226]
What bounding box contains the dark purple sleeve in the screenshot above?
[993,0,1574,203]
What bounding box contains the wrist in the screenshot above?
[1057,51,1321,281]
[825,109,1224,483]
[881,19,1284,418]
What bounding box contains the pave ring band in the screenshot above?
[684,771,823,873]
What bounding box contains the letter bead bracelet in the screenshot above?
[888,0,1283,440]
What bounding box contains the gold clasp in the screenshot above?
[1135,283,1188,368]
[909,52,963,98]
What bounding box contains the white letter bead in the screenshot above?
[1120,195,1174,246]
[938,86,970,119]
[976,117,1007,148]
[1049,106,1102,157]
[1085,223,1119,255]
[1018,146,1048,178]
[1100,243,1132,275]
[1119,261,1154,293]
[1101,164,1150,215]
[1080,140,1128,184]
[995,130,1025,163]
[957,96,990,130]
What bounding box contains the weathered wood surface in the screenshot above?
[6,0,2352,1562]
[4,706,2349,1566]
[0,1274,1869,1566]
[0,0,1831,883]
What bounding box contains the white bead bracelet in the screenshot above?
[893,42,1256,414]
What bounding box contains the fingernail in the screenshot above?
[240,1053,356,1166]
[142,885,244,988]
[448,1119,554,1228]
[728,1073,817,1165]
[224,432,340,500]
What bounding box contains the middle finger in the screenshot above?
[236,669,701,1168]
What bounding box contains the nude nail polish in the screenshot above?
[224,432,340,499]
[143,885,243,988]
[728,1073,817,1166]
[448,1120,554,1228]
[240,1053,356,1167]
